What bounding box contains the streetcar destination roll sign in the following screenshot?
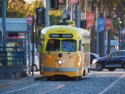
[49,34,73,38]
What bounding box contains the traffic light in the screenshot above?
[80,20,86,29]
[36,7,45,26]
[8,33,18,37]
[50,0,59,10]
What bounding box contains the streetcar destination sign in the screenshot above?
[49,34,73,38]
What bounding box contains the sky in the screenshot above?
[24,0,35,4]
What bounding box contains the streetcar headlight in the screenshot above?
[58,60,63,64]
[78,62,81,66]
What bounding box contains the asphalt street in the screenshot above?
[0,69,125,94]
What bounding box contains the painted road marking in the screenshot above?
[99,73,125,94]
[39,84,65,94]
[2,81,70,94]
[2,83,40,94]
[38,82,71,94]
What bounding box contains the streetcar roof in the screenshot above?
[41,25,90,36]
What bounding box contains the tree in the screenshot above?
[49,9,62,25]
[25,0,44,17]
[7,0,44,18]
[7,0,26,17]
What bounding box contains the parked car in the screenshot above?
[90,53,99,70]
[92,50,125,71]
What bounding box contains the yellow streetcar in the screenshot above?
[39,25,90,80]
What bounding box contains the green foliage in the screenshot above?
[1,0,63,44]
[1,0,62,25]
[5,0,44,18]
[49,9,63,25]
[25,0,44,17]
[50,15,62,25]
[7,0,26,17]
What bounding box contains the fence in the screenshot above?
[0,47,27,79]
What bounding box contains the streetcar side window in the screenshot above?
[46,39,60,51]
[83,44,90,52]
[78,40,82,51]
[62,40,76,52]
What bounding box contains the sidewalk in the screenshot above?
[0,72,43,89]
[27,71,44,80]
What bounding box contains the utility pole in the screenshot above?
[2,0,6,51]
[84,0,88,21]
[46,0,49,27]
[70,5,73,20]
[77,0,81,28]
[90,0,96,53]
[96,5,99,56]
[2,0,7,66]
[76,0,81,28]
[66,0,69,11]
[31,16,34,76]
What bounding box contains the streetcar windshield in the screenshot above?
[46,39,76,52]
[62,40,76,52]
[46,39,60,51]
